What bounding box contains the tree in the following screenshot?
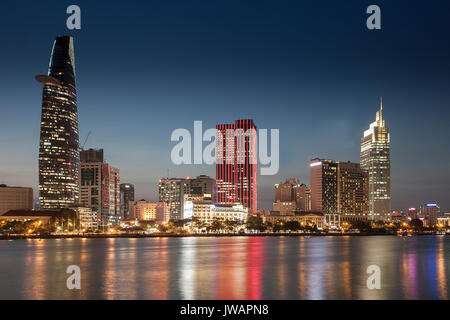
[410,219,423,230]
[285,221,301,231]
[349,221,372,232]
[246,216,266,232]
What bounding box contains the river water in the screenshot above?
[0,235,448,299]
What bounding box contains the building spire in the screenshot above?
[380,96,383,110]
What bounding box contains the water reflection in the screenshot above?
[0,236,449,300]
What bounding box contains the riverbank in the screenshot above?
[0,231,426,240]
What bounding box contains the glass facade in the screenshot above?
[216,119,257,213]
[360,97,391,221]
[37,36,80,209]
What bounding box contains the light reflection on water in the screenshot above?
[0,236,449,300]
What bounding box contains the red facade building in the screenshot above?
[216,119,257,213]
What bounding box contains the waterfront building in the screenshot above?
[120,183,135,219]
[79,159,120,227]
[183,194,248,225]
[188,175,216,201]
[310,159,369,225]
[272,201,296,215]
[390,210,405,223]
[294,184,311,211]
[216,119,257,213]
[419,203,441,226]
[0,210,54,225]
[407,207,418,219]
[274,178,311,214]
[0,185,33,215]
[360,97,391,221]
[158,178,190,220]
[310,159,338,215]
[156,202,170,225]
[70,206,98,230]
[336,161,369,221]
[129,200,158,221]
[263,211,325,229]
[158,176,215,221]
[211,204,248,224]
[274,178,299,202]
[36,36,80,209]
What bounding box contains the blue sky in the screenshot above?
[0,0,449,210]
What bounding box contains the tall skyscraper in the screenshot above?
[120,183,135,220]
[360,97,391,221]
[36,36,79,209]
[216,119,257,213]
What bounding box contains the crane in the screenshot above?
[80,131,91,151]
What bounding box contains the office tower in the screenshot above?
[80,158,120,227]
[120,183,135,219]
[158,178,190,220]
[274,178,299,202]
[295,184,311,211]
[188,175,216,201]
[0,185,33,215]
[81,148,104,163]
[420,203,441,226]
[216,119,257,213]
[310,159,369,221]
[336,161,369,220]
[36,36,80,209]
[360,97,391,221]
[310,159,338,215]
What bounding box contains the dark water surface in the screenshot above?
[0,236,448,299]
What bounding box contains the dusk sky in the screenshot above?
[0,0,449,210]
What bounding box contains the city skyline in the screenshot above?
[1,1,449,211]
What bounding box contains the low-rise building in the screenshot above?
[0,210,54,224]
[130,200,158,221]
[273,201,296,215]
[0,185,33,215]
[184,195,248,225]
[263,211,325,229]
[70,206,98,230]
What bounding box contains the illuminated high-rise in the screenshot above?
[120,183,135,220]
[360,97,391,221]
[216,119,257,213]
[36,36,80,209]
[310,159,338,215]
